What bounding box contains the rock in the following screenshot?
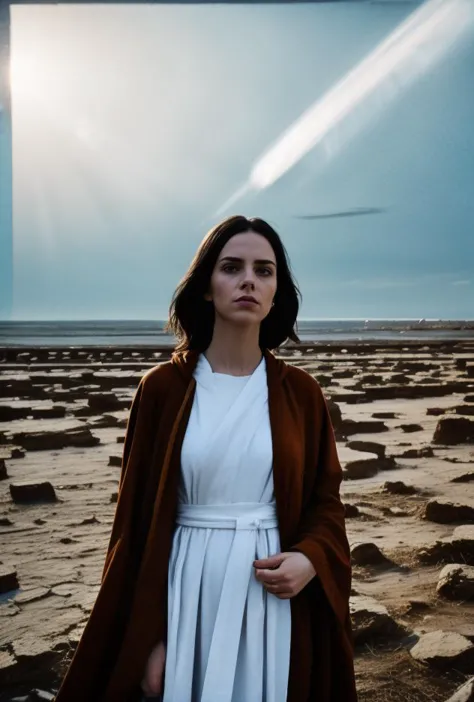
[351,542,393,567]
[451,472,474,483]
[346,440,386,458]
[0,564,20,594]
[465,395,474,403]
[0,458,7,480]
[11,427,100,451]
[372,412,398,419]
[344,503,360,518]
[340,419,389,436]
[383,481,417,495]
[29,405,67,420]
[30,691,56,702]
[108,455,122,467]
[343,457,397,480]
[423,499,474,524]
[446,677,474,701]
[0,406,30,421]
[433,418,474,445]
[399,446,434,458]
[11,447,26,459]
[436,564,474,600]
[418,525,474,565]
[111,492,118,503]
[14,586,51,604]
[10,481,57,504]
[116,436,125,444]
[87,414,121,428]
[87,392,122,413]
[350,595,404,645]
[427,407,447,416]
[454,405,474,417]
[400,423,424,432]
[410,630,474,672]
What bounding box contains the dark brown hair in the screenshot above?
[166,215,301,353]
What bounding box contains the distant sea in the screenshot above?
[1,319,473,347]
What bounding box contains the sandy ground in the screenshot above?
[1,340,474,701]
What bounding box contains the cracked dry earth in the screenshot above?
[1,341,474,702]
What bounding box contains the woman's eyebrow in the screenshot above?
[219,256,276,266]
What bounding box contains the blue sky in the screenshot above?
[5,1,474,320]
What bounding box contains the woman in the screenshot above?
[54,215,358,702]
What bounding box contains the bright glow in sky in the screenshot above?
[5,2,474,321]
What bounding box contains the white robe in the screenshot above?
[162,353,291,702]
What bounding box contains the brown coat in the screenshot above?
[54,348,358,702]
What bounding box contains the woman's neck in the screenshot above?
[204,323,263,376]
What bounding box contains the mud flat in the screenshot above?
[1,339,474,701]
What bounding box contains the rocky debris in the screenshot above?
[364,383,472,401]
[0,565,20,593]
[9,481,57,504]
[108,455,122,467]
[344,503,360,518]
[346,440,386,458]
[445,677,474,701]
[410,630,474,672]
[11,448,26,459]
[351,542,394,567]
[0,458,8,480]
[372,411,398,419]
[423,499,474,524]
[13,587,51,604]
[340,419,388,436]
[10,691,57,701]
[404,599,432,615]
[343,457,397,480]
[465,395,474,403]
[451,472,474,483]
[87,392,125,413]
[10,427,100,451]
[111,492,118,503]
[454,405,474,417]
[0,406,32,421]
[87,414,121,428]
[400,423,424,432]
[382,480,417,495]
[433,418,474,445]
[418,525,474,565]
[116,436,125,444]
[29,406,67,420]
[398,446,434,458]
[350,595,405,645]
[427,407,447,416]
[436,564,474,600]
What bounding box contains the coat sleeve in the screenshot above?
[289,383,352,627]
[101,377,145,580]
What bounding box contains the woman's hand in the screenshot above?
[141,640,166,697]
[253,552,316,599]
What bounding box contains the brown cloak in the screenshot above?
[54,348,358,702]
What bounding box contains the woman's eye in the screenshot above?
[223,264,237,273]
[258,267,272,276]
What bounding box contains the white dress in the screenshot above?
[162,353,291,702]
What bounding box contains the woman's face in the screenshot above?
[205,231,277,327]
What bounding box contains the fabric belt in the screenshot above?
[176,501,278,531]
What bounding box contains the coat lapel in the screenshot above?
[264,349,303,551]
